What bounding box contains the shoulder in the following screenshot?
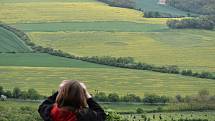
[76,108,97,121]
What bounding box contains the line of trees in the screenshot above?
[0,86,42,100]
[167,16,215,30]
[97,0,135,9]
[144,11,185,18]
[174,89,215,104]
[1,23,215,80]
[94,92,169,104]
[94,89,215,104]
[166,0,215,15]
[79,56,215,80]
[1,85,214,106]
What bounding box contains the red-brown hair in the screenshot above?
[56,80,87,110]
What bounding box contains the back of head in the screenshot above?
[56,80,87,111]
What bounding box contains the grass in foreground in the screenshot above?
[0,101,215,121]
[124,112,215,121]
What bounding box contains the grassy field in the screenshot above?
[12,22,168,32]
[135,0,193,16]
[28,30,215,72]
[124,112,215,121]
[0,0,214,97]
[0,53,107,68]
[0,100,215,121]
[0,27,31,52]
[0,53,215,96]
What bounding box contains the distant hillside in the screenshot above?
[134,0,192,16]
[167,0,215,15]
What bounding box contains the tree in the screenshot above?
[197,89,209,102]
[4,90,12,98]
[0,86,4,95]
[160,96,170,104]
[167,16,215,30]
[175,94,183,102]
[143,94,161,104]
[121,94,141,102]
[167,0,215,15]
[27,88,40,100]
[94,92,108,102]
[98,0,136,9]
[184,95,192,103]
[13,87,21,98]
[108,93,120,102]
[20,91,28,100]
[181,70,193,76]
[136,108,144,114]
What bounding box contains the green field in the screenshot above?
[0,0,214,97]
[0,53,107,68]
[0,27,31,52]
[124,112,215,121]
[135,0,193,16]
[0,0,215,120]
[27,30,215,72]
[12,22,167,32]
[0,53,215,96]
[0,101,215,121]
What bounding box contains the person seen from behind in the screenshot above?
[38,80,106,121]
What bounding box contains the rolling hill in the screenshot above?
[134,0,191,16]
[0,26,31,52]
[0,0,214,97]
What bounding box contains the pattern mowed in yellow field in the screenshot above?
[0,66,214,97]
[0,2,168,24]
[28,30,215,72]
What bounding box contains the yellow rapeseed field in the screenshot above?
[0,2,168,24]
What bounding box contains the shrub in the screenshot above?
[167,16,215,30]
[94,92,108,102]
[108,93,120,102]
[136,108,144,114]
[143,94,170,104]
[121,94,141,102]
[97,0,135,9]
[144,11,183,18]
[106,111,128,121]
[12,87,21,98]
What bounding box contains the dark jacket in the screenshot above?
[38,92,106,121]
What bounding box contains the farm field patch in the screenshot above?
[0,65,214,96]
[28,30,215,72]
[135,0,194,16]
[0,27,31,52]
[0,2,148,24]
[0,53,107,68]
[0,101,215,121]
[12,22,167,32]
